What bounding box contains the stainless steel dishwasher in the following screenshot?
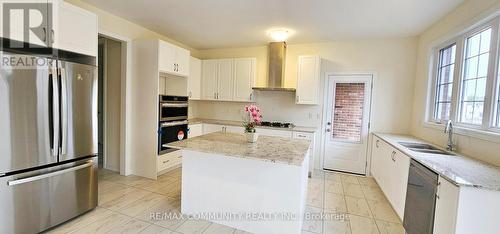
[403,159,439,234]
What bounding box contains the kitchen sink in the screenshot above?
[398,142,454,155]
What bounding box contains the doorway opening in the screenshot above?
[98,35,123,172]
[322,74,373,175]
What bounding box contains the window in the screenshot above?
[332,83,365,142]
[458,28,491,125]
[433,44,456,122]
[429,16,500,134]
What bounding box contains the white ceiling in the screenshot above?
[83,0,465,49]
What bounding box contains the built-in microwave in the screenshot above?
[159,95,188,121]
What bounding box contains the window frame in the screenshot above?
[427,16,500,135]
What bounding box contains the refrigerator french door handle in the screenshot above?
[7,162,93,186]
[50,66,60,158]
[59,67,68,156]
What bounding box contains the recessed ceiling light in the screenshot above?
[267,29,290,42]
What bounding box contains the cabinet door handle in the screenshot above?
[436,181,441,199]
[42,27,47,42]
[214,92,216,99]
[250,93,253,100]
[296,95,300,102]
[51,29,54,44]
[376,139,379,148]
[216,93,219,99]
[391,151,396,162]
[189,91,192,98]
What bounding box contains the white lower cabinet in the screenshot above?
[292,131,315,176]
[188,123,203,138]
[203,123,224,134]
[157,151,182,173]
[370,136,409,220]
[434,176,459,234]
[257,128,293,138]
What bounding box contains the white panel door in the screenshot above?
[158,41,175,74]
[201,60,218,100]
[323,75,373,175]
[434,176,459,234]
[233,58,255,102]
[391,150,410,219]
[188,57,201,100]
[217,59,234,101]
[57,1,97,56]
[188,124,203,138]
[296,56,320,104]
[370,136,384,181]
[0,0,52,47]
[203,124,223,134]
[175,47,190,77]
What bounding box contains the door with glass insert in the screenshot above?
[323,75,373,174]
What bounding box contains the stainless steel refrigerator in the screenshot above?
[0,43,98,233]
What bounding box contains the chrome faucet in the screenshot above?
[444,120,454,151]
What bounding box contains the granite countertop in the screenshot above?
[166,132,311,166]
[188,118,317,133]
[374,133,500,191]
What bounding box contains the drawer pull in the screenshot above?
[162,160,170,164]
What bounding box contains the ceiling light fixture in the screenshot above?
[267,29,290,42]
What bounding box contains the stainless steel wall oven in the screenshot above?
[158,95,189,154]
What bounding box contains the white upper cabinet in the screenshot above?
[201,60,218,100]
[56,1,97,56]
[200,58,256,102]
[296,55,321,105]
[188,57,202,100]
[216,59,234,101]
[0,0,53,47]
[233,58,256,102]
[159,41,175,73]
[0,0,97,56]
[158,40,190,77]
[175,47,190,77]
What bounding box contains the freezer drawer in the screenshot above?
[0,160,98,234]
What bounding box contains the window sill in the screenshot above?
[423,122,500,144]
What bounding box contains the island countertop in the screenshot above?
[166,132,311,166]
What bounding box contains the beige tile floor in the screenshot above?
[45,168,404,234]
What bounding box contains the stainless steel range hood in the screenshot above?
[253,42,295,92]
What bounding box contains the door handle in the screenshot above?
[50,66,60,157]
[7,162,93,186]
[59,67,68,156]
[42,27,47,42]
[51,29,55,44]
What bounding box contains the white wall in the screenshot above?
[411,0,500,166]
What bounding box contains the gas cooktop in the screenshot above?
[260,121,294,128]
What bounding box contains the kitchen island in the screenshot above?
[167,132,311,234]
